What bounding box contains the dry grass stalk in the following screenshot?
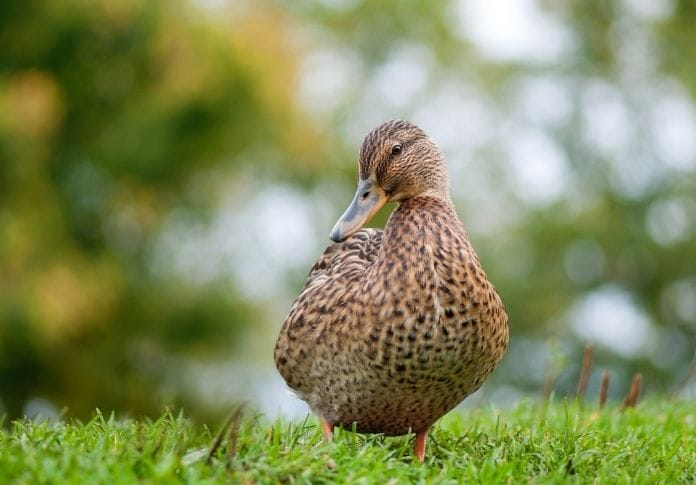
[622,373,643,409]
[207,403,246,464]
[227,404,246,459]
[598,369,610,409]
[576,344,593,400]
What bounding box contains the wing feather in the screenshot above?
[274,229,383,393]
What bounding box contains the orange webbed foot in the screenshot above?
[321,418,333,442]
[414,430,428,463]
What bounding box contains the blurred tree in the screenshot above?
[0,0,323,419]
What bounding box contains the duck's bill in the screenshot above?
[330,179,387,242]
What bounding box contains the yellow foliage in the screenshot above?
[0,70,64,140]
[28,258,124,346]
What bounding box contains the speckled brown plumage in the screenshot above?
[274,120,509,459]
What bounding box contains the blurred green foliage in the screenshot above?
[0,0,322,419]
[0,0,695,421]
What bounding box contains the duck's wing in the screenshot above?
[307,228,383,282]
[274,228,383,394]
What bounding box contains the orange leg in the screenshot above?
[414,430,428,463]
[321,418,333,441]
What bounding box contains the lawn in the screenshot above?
[1,399,693,483]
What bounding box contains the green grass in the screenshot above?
[1,399,693,484]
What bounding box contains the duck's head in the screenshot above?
[330,120,449,242]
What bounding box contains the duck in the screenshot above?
[274,120,509,462]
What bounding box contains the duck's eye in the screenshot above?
[391,144,402,156]
[361,191,370,200]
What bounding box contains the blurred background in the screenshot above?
[1,0,695,423]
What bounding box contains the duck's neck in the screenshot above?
[366,194,477,301]
[364,194,483,308]
[398,194,455,214]
[382,194,465,251]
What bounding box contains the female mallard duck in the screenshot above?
[274,120,509,462]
